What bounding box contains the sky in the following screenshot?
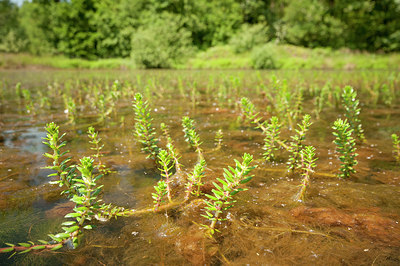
[11,0,25,6]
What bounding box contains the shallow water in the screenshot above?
[0,69,400,265]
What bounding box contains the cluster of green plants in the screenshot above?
[2,71,400,264]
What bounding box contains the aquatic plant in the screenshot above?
[332,118,358,178]
[21,88,34,114]
[63,96,76,123]
[214,129,223,150]
[341,86,365,142]
[288,114,313,171]
[392,133,400,163]
[152,180,168,211]
[201,153,256,237]
[182,116,203,160]
[157,149,174,202]
[263,116,283,161]
[0,157,103,254]
[161,123,183,173]
[87,126,112,174]
[42,122,76,195]
[241,97,288,161]
[185,159,207,200]
[293,146,318,202]
[133,93,159,159]
[313,82,331,119]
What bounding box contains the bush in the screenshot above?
[251,44,278,69]
[0,30,27,53]
[131,14,194,68]
[229,23,269,53]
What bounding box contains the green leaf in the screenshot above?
[83,225,93,230]
[55,233,70,239]
[50,244,63,251]
[65,212,82,218]
[1,247,14,253]
[61,221,76,226]
[18,243,31,248]
[31,245,46,250]
[65,226,79,233]
[19,249,31,254]
[240,176,253,184]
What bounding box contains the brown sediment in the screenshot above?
[45,201,75,219]
[290,206,400,245]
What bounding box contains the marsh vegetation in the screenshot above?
[0,69,400,265]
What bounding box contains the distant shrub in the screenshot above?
[251,44,278,69]
[131,15,194,68]
[0,30,27,53]
[229,24,269,53]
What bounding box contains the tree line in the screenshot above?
[1,0,399,67]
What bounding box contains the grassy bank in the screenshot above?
[185,44,400,70]
[2,44,400,70]
[0,53,135,69]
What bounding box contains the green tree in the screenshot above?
[131,13,194,68]
[281,0,344,48]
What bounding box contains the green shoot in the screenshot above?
[161,123,183,173]
[87,126,112,174]
[392,133,400,163]
[241,97,288,160]
[185,159,207,200]
[332,119,358,178]
[182,116,203,160]
[342,86,365,142]
[214,129,223,150]
[63,96,76,123]
[157,149,174,202]
[152,180,168,211]
[42,122,76,195]
[201,153,256,237]
[133,93,159,159]
[288,114,313,171]
[293,146,318,202]
[263,116,283,161]
[0,156,103,254]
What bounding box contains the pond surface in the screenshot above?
[0,69,400,265]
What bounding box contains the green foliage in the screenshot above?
[241,97,263,127]
[161,123,183,173]
[1,0,400,60]
[42,122,75,195]
[182,116,203,160]
[263,117,282,161]
[332,119,358,178]
[392,133,400,163]
[288,115,313,171]
[152,180,168,211]
[214,129,223,150]
[240,97,287,161]
[185,159,207,200]
[0,30,27,53]
[294,146,318,202]
[157,149,174,202]
[87,126,112,174]
[229,23,269,53]
[251,44,278,69]
[131,13,194,68]
[133,93,159,159]
[201,153,256,237]
[281,0,344,48]
[341,86,365,142]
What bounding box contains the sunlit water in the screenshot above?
[0,69,400,265]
